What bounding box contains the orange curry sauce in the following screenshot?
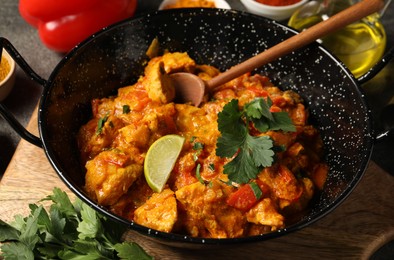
[77,52,328,238]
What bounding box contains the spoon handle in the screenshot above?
[206,0,385,90]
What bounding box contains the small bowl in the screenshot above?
[0,49,16,101]
[159,0,231,10]
[240,0,308,21]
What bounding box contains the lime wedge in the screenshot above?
[144,134,185,192]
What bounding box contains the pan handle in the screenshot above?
[0,37,47,147]
[0,37,47,86]
[0,104,42,147]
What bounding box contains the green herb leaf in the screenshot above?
[114,242,153,260]
[244,97,273,121]
[0,188,152,259]
[246,135,274,168]
[96,114,109,135]
[18,207,40,250]
[216,97,296,184]
[223,148,260,184]
[77,203,102,240]
[249,182,263,200]
[217,99,245,135]
[193,142,204,151]
[195,163,204,184]
[270,112,297,132]
[122,105,131,114]
[0,219,20,241]
[0,242,34,260]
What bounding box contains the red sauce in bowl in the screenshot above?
[255,0,301,6]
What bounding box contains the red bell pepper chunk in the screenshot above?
[19,0,137,52]
[19,0,103,23]
[227,182,262,212]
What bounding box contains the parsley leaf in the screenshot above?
[96,114,109,135]
[195,163,205,184]
[249,182,263,200]
[122,105,130,114]
[114,242,153,260]
[0,242,34,260]
[216,97,296,184]
[0,188,153,260]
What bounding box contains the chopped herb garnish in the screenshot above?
[96,114,109,135]
[193,142,204,151]
[0,188,152,259]
[122,105,130,114]
[190,138,204,162]
[208,163,215,171]
[249,182,263,200]
[216,98,296,184]
[195,163,204,184]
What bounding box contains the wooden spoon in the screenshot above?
[171,0,384,106]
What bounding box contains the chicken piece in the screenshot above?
[85,150,143,206]
[195,64,220,81]
[142,103,177,141]
[115,123,150,150]
[116,83,151,114]
[246,198,285,231]
[175,103,220,146]
[77,115,125,163]
[133,189,178,233]
[282,177,315,215]
[175,181,245,238]
[161,52,196,73]
[109,176,154,221]
[143,58,175,104]
[258,165,303,209]
[143,52,196,104]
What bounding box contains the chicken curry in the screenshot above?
[77,51,328,238]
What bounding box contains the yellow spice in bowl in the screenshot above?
[0,56,11,82]
[163,0,216,9]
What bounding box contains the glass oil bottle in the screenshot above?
[288,0,387,78]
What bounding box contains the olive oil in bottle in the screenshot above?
[288,0,386,78]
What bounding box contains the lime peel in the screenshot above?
[144,134,185,192]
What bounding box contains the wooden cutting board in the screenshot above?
[1,106,393,259]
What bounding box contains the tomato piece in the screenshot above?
[269,105,282,113]
[246,84,268,97]
[227,183,261,211]
[271,95,286,107]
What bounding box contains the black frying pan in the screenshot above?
[0,8,393,246]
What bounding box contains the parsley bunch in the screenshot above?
[216,97,296,184]
[0,188,152,260]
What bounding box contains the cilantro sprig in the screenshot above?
[0,188,152,260]
[216,97,296,184]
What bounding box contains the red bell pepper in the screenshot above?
[227,182,263,212]
[19,0,137,52]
